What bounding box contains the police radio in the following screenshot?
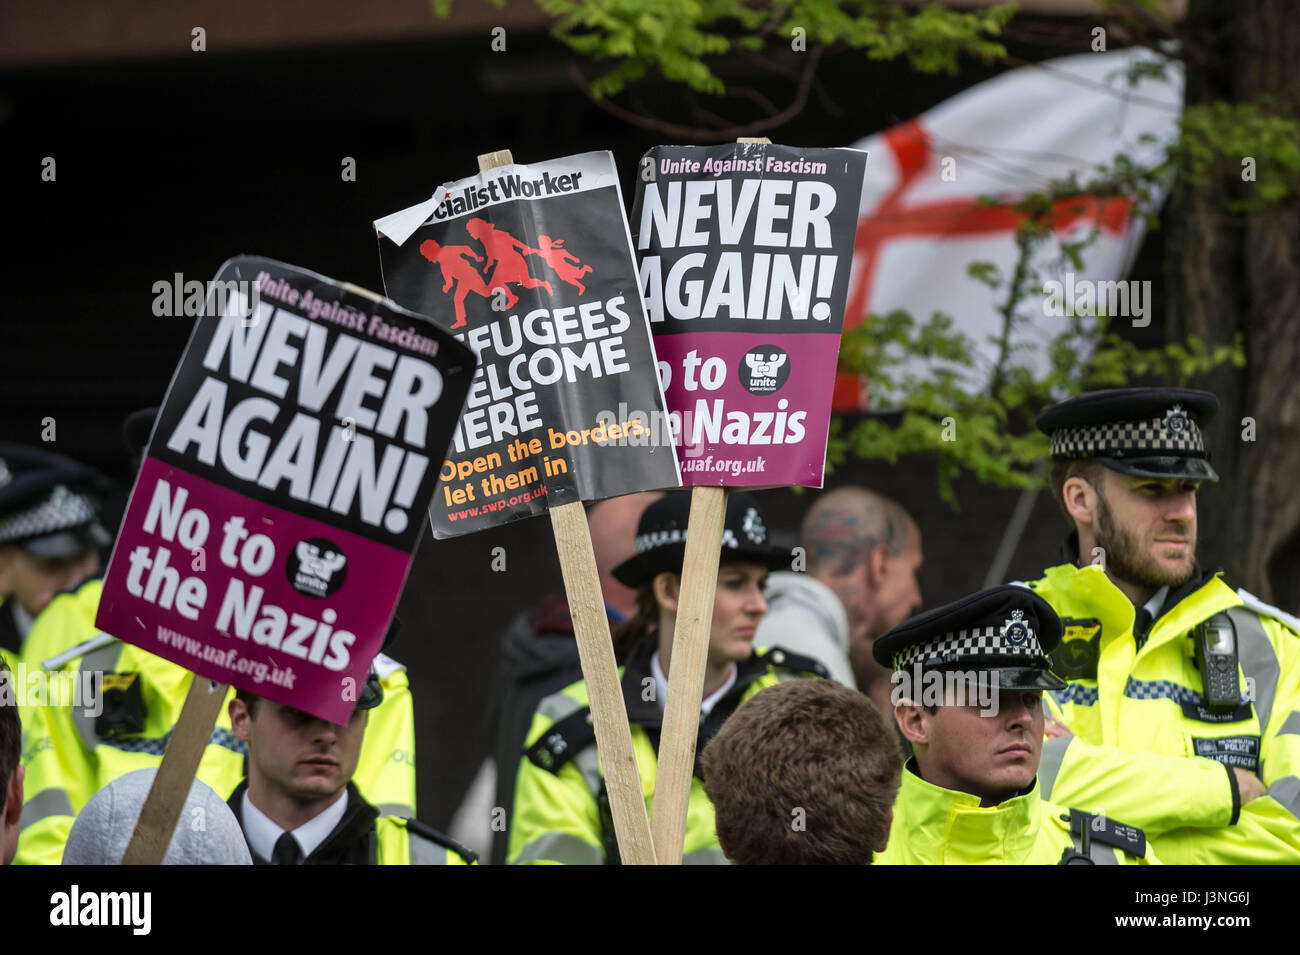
[1194,613,1240,711]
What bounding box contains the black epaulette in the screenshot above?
[524,706,596,774]
[404,817,479,864]
[759,646,830,679]
[1065,809,1147,858]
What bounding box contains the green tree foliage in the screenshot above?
[445,0,1016,98]
[434,0,1282,504]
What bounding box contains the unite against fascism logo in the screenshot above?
[419,218,593,329]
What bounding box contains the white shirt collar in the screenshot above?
[241,788,349,863]
[1143,585,1169,621]
[650,650,738,717]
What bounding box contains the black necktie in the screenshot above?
[272,832,304,866]
[1134,608,1154,652]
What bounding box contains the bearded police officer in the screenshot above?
[873,585,1155,864]
[1029,387,1300,864]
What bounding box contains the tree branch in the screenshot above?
[567,45,826,142]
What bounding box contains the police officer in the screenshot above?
[873,585,1156,864]
[15,411,419,865]
[0,444,110,656]
[1029,387,1300,864]
[508,491,827,865]
[227,672,473,865]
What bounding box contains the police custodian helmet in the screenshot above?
[611,491,788,588]
[874,584,1067,692]
[0,443,111,559]
[1036,386,1219,483]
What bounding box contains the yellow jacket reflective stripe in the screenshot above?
[1030,562,1300,864]
[16,578,416,865]
[875,762,1158,865]
[507,645,820,865]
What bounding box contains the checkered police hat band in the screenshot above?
[633,527,741,554]
[1050,413,1205,459]
[892,625,1044,671]
[0,485,96,546]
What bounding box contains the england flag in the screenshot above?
[836,47,1183,411]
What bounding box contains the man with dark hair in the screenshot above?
[702,679,901,865]
[0,660,23,865]
[1029,386,1300,864]
[873,585,1156,864]
[756,486,923,715]
[227,675,474,866]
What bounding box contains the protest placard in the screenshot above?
[631,142,867,487]
[632,141,866,863]
[96,256,475,727]
[374,150,670,864]
[375,150,681,538]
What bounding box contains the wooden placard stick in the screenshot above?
[649,485,726,864]
[651,137,772,865]
[549,501,658,865]
[477,148,657,865]
[120,675,228,864]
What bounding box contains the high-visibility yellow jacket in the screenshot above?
[507,643,825,865]
[875,760,1158,864]
[15,578,417,865]
[1028,561,1300,864]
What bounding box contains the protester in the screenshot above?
[873,585,1157,864]
[702,679,901,864]
[1029,387,1300,864]
[15,410,418,865]
[227,676,474,865]
[757,485,922,712]
[0,444,110,656]
[507,491,826,864]
[62,769,251,865]
[0,661,22,865]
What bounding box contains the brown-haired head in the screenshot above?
[702,679,902,864]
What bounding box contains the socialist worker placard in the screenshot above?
[631,143,867,487]
[96,256,475,724]
[375,151,681,539]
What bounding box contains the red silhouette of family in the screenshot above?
[419,218,594,328]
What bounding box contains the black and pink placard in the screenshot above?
[631,143,867,487]
[96,256,475,724]
[375,151,682,539]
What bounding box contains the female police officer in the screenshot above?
[506,491,826,864]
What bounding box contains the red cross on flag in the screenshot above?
[834,48,1183,412]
